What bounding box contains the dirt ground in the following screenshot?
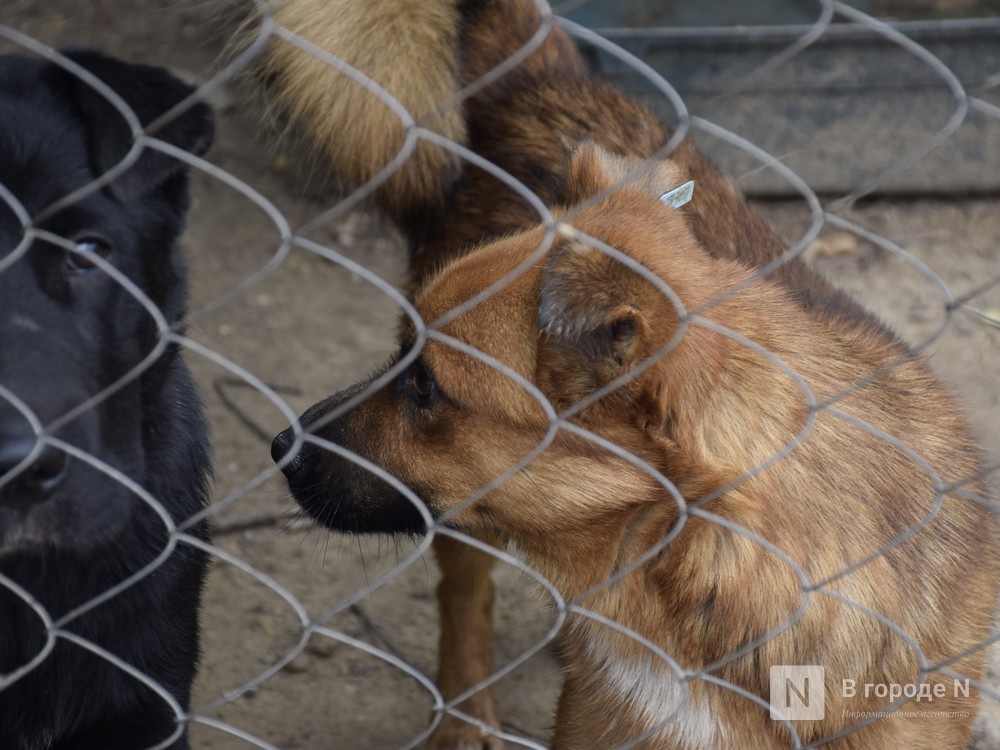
[2,1,998,748]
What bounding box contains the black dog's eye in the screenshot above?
[404,359,437,407]
[67,234,112,272]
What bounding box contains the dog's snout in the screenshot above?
[271,427,302,476]
[0,437,68,496]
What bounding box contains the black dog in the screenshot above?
[0,49,213,750]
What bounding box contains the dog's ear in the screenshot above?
[538,144,692,408]
[563,141,689,207]
[538,237,674,414]
[50,49,214,202]
[539,239,650,366]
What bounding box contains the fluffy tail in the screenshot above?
[254,0,466,241]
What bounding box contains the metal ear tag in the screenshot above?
[659,180,695,209]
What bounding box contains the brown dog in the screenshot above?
[258,1,998,747]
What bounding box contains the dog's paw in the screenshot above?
[425,717,505,750]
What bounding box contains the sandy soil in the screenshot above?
[2,1,998,748]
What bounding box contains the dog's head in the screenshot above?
[274,143,796,583]
[0,50,213,562]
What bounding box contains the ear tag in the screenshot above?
[659,180,695,209]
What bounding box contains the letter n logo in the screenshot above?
[770,665,825,720]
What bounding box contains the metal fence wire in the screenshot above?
[1,0,999,748]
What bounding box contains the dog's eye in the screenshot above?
[405,360,437,406]
[67,234,112,271]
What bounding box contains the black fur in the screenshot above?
[0,49,214,750]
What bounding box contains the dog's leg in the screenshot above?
[429,532,504,750]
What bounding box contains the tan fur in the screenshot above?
[259,2,998,747]
[253,0,466,236]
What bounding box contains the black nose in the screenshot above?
[271,427,302,476]
[0,437,68,496]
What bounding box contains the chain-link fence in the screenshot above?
[1,0,999,748]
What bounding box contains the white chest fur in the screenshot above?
[580,627,724,749]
